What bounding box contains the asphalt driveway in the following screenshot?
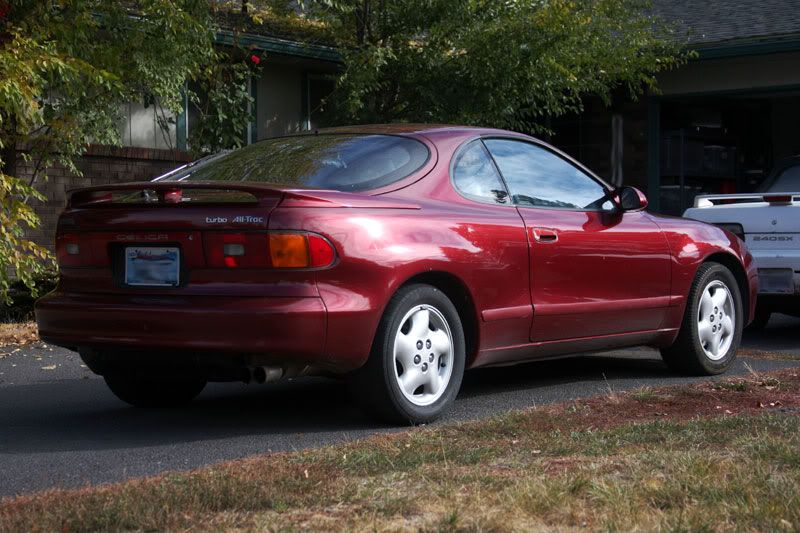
[0,314,798,497]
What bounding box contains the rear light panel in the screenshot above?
[203,231,336,269]
[56,234,86,267]
[55,233,112,268]
[714,223,745,241]
[204,232,270,269]
[56,230,336,270]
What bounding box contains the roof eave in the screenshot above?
[215,29,342,63]
[692,34,800,59]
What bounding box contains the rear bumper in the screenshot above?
[35,291,327,364]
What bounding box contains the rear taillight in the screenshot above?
[56,234,87,267]
[203,232,335,269]
[308,234,336,267]
[714,223,745,241]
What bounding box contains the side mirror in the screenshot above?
[618,186,648,212]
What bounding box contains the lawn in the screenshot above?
[1,366,799,531]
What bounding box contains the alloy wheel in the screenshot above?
[392,304,454,406]
[697,280,735,361]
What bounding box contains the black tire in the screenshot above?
[349,284,466,425]
[746,304,771,331]
[661,262,743,375]
[104,374,206,408]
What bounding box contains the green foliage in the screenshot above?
[0,174,52,304]
[0,1,215,303]
[293,0,690,132]
[188,48,260,155]
[0,267,58,321]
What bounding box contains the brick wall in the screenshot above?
[21,145,193,251]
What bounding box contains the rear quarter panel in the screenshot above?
[268,198,530,369]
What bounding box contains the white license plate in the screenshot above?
[758,268,794,294]
[124,246,180,287]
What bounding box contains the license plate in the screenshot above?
[758,268,794,294]
[124,246,180,287]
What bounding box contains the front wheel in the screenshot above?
[349,284,466,424]
[104,373,207,408]
[661,262,743,375]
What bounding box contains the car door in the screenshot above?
[450,139,533,352]
[483,138,672,343]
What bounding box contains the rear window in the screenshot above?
[768,164,800,192]
[157,134,430,192]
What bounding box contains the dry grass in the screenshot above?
[2,369,800,532]
[0,322,38,349]
[737,348,800,361]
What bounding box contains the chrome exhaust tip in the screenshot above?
[252,366,283,384]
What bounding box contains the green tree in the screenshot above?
[187,46,262,155]
[294,0,688,131]
[0,1,214,303]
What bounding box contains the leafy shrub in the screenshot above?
[0,269,58,322]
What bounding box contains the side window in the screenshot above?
[452,141,510,205]
[484,139,612,210]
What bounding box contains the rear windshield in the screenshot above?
[768,164,800,192]
[157,134,430,192]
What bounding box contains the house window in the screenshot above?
[305,74,335,131]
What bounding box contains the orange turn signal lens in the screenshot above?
[204,231,335,269]
[269,233,310,268]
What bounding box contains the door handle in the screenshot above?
[532,227,558,243]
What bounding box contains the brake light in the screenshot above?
[764,194,794,205]
[160,188,183,204]
[203,232,335,269]
[308,234,336,267]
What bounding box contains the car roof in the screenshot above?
[312,123,515,137]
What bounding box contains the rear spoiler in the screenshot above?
[693,192,800,208]
[68,182,282,207]
[67,182,420,209]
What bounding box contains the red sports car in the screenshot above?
[36,125,757,423]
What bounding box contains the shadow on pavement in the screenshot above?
[0,353,672,454]
[742,313,800,353]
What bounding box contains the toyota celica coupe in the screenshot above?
[36,125,757,423]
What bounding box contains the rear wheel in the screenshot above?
[661,263,743,375]
[104,373,206,408]
[350,284,465,424]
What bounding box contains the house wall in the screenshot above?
[22,146,191,251]
[550,51,800,213]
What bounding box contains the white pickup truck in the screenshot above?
[683,157,800,328]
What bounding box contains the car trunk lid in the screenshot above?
[56,182,417,295]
